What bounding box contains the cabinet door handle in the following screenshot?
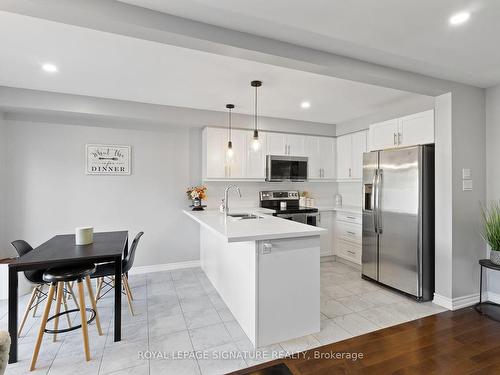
[393,133,397,146]
[349,168,352,178]
[398,132,402,145]
[262,243,273,254]
[347,250,356,255]
[346,216,356,220]
[347,231,356,235]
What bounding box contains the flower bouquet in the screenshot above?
[187,185,207,211]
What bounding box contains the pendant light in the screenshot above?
[226,104,235,159]
[251,80,262,151]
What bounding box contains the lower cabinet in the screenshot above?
[334,211,362,265]
[318,211,334,256]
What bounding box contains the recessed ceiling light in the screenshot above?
[42,63,58,73]
[301,101,311,109]
[449,12,470,25]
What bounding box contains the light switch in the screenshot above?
[463,180,473,191]
[462,168,471,179]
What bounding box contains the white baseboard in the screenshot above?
[333,255,362,270]
[485,291,500,304]
[129,260,200,275]
[433,292,480,310]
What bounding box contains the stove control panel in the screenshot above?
[260,190,300,201]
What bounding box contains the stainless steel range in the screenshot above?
[259,190,318,226]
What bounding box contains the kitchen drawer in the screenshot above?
[336,211,362,225]
[336,221,362,244]
[336,238,361,264]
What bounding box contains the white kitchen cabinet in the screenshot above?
[203,127,265,180]
[306,136,336,180]
[368,119,398,151]
[246,131,267,179]
[336,134,351,180]
[334,211,362,265]
[266,132,287,155]
[398,110,434,147]
[203,127,227,179]
[286,134,306,156]
[368,110,434,151]
[266,132,306,156]
[226,129,247,178]
[336,130,367,181]
[203,127,336,181]
[318,211,334,256]
[351,131,367,179]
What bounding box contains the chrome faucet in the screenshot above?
[223,184,242,216]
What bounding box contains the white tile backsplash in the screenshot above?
[203,181,338,210]
[337,181,362,208]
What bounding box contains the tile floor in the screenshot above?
[1,261,446,375]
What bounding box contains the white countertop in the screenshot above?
[183,208,325,242]
[316,205,362,214]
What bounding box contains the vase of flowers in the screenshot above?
[187,185,207,211]
[481,201,500,265]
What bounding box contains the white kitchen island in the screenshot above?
[183,209,324,348]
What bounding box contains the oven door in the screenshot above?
[275,213,307,224]
[266,155,308,182]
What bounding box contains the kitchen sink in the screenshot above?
[228,213,262,220]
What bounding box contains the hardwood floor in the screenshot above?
[232,307,500,375]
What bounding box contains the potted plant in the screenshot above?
[186,185,207,211]
[481,201,500,265]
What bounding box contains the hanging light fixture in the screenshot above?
[226,104,235,159]
[251,80,262,151]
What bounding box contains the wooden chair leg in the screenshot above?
[18,286,38,337]
[32,284,43,317]
[61,287,72,329]
[123,275,134,316]
[125,275,134,300]
[77,280,91,361]
[30,283,56,371]
[52,282,64,342]
[95,277,103,302]
[66,281,79,309]
[84,276,103,336]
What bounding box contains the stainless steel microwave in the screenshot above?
[265,155,308,182]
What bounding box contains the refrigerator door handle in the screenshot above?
[372,170,378,233]
[376,169,383,233]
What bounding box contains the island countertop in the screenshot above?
[183,209,325,242]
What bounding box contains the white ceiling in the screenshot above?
[119,0,500,88]
[0,11,420,124]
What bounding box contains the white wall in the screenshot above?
[486,84,500,294]
[0,120,202,268]
[335,95,435,136]
[450,87,486,299]
[0,113,6,256]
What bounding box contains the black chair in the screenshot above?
[91,231,144,316]
[11,240,79,337]
[29,263,102,371]
[11,240,48,337]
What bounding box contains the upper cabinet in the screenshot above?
[202,127,250,179]
[336,130,367,181]
[266,133,306,156]
[368,110,434,151]
[306,136,336,180]
[202,127,336,181]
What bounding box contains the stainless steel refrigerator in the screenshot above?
[362,145,434,301]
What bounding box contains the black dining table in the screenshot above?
[8,231,128,364]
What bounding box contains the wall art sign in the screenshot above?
[85,144,131,175]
